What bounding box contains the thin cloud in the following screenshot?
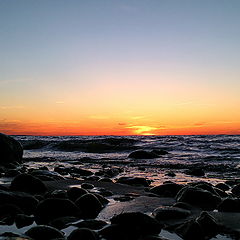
[0,105,25,110]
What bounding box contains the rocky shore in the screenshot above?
[1,133,240,240]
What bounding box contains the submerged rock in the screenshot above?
[10,173,47,194]
[0,133,23,166]
[25,225,64,240]
[128,150,159,159]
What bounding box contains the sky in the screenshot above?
[0,0,240,135]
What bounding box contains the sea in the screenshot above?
[14,134,240,186]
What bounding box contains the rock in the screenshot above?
[185,168,205,177]
[0,204,23,225]
[173,202,196,210]
[35,198,81,224]
[81,183,94,189]
[231,183,240,196]
[4,169,21,177]
[68,228,98,240]
[54,166,70,175]
[214,187,229,198]
[196,211,219,238]
[165,171,176,177]
[45,190,68,199]
[98,177,113,183]
[99,224,130,240]
[71,219,107,230]
[50,216,79,230]
[215,183,230,191]
[152,206,191,221]
[176,219,204,240]
[30,170,65,180]
[176,187,221,210]
[67,187,88,202]
[151,149,168,155]
[75,193,103,219]
[128,150,159,159]
[111,212,162,236]
[10,173,47,194]
[25,225,64,240]
[15,214,34,228]
[116,177,149,187]
[93,193,109,205]
[217,198,240,212]
[0,190,38,214]
[0,133,23,165]
[150,183,183,197]
[70,167,93,176]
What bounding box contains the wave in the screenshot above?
[20,137,139,153]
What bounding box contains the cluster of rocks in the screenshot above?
[1,133,240,240]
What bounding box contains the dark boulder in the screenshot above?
[150,183,183,197]
[25,225,64,240]
[10,173,47,194]
[0,190,38,214]
[116,177,149,187]
[99,224,131,240]
[128,150,159,159]
[0,204,23,225]
[81,183,94,189]
[68,228,98,240]
[153,206,191,221]
[45,190,68,199]
[67,187,88,202]
[176,187,221,210]
[70,167,93,176]
[217,198,240,212]
[151,149,168,155]
[231,183,240,197]
[0,133,23,166]
[176,219,204,240]
[35,198,80,224]
[75,193,103,219]
[215,183,230,191]
[185,168,205,177]
[15,214,34,228]
[30,169,65,180]
[111,212,162,236]
[196,211,219,238]
[50,216,79,230]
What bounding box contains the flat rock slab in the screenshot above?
[98,196,175,221]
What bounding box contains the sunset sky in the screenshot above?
[0,0,240,135]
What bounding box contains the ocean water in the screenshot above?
[14,135,240,186]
